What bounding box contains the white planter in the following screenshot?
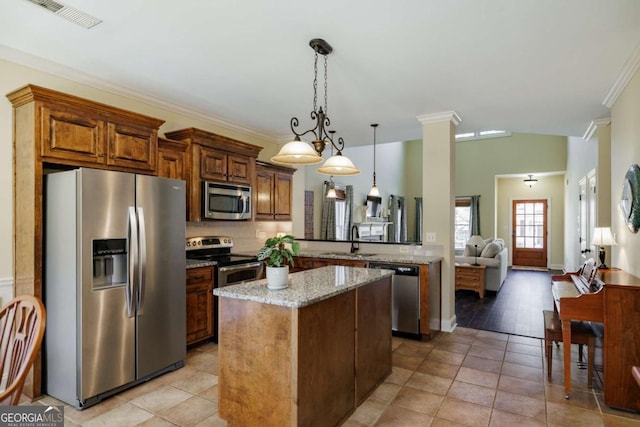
[266,265,289,290]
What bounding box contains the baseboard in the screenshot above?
[0,277,14,307]
[441,314,457,333]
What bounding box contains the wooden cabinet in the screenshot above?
[186,267,215,345]
[455,263,486,298]
[157,137,189,181]
[38,94,161,172]
[164,128,263,221]
[601,272,640,411]
[200,147,252,184]
[255,161,295,221]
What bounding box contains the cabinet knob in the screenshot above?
[98,153,105,158]
[110,154,115,159]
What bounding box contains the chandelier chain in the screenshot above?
[313,52,318,112]
[324,54,328,114]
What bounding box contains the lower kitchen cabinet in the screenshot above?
[291,256,367,273]
[186,266,214,345]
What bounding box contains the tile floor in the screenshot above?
[26,327,640,426]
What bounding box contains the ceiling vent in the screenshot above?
[24,0,102,29]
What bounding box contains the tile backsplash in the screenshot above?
[186,221,293,253]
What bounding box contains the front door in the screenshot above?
[512,199,547,268]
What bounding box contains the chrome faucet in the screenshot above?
[350,225,360,253]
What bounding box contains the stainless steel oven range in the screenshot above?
[186,235,263,340]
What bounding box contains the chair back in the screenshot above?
[0,295,46,405]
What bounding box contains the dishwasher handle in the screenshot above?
[369,263,419,276]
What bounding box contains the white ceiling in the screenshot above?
[2,0,640,147]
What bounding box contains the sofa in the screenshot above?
[455,238,508,292]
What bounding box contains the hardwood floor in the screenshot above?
[455,268,558,339]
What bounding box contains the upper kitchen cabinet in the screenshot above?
[158,137,189,181]
[164,128,262,221]
[199,147,252,184]
[255,161,295,221]
[11,85,164,173]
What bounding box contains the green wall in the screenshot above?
[455,132,567,238]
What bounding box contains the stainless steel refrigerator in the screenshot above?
[44,168,186,409]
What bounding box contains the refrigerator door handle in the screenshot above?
[136,207,147,316]
[127,207,138,318]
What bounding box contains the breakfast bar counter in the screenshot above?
[214,266,394,426]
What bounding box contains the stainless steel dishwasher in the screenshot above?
[369,263,420,336]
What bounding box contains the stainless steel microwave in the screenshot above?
[203,181,251,220]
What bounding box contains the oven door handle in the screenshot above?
[218,262,263,274]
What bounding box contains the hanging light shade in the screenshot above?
[524,174,538,187]
[317,152,360,176]
[271,137,322,165]
[368,124,380,197]
[272,38,359,175]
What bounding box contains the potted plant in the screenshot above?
[257,234,300,289]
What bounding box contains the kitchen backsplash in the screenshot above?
[186,221,293,253]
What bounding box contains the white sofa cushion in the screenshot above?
[481,240,503,258]
[463,242,486,256]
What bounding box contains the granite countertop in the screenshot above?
[186,259,216,269]
[297,250,442,265]
[213,266,394,308]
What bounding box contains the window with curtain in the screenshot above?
[455,197,471,251]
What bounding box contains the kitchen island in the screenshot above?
[214,266,394,426]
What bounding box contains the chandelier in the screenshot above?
[271,38,360,175]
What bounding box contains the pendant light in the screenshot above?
[272,38,359,175]
[368,124,380,197]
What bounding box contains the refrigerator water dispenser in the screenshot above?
[92,239,127,289]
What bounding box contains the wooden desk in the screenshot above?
[455,264,486,298]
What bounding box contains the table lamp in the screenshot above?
[590,227,617,269]
[467,235,485,266]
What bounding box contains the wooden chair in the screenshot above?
[543,310,595,387]
[0,295,46,405]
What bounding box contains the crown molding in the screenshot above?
[583,118,611,141]
[0,44,280,143]
[416,111,462,126]
[603,42,640,108]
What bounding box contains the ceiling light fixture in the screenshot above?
[271,38,360,176]
[524,174,538,187]
[368,124,380,197]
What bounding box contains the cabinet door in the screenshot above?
[200,147,227,181]
[157,147,186,180]
[255,168,275,220]
[107,122,157,171]
[274,172,293,220]
[41,105,106,164]
[227,154,251,184]
[186,267,214,345]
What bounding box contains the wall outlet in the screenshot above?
[426,232,436,242]
[399,246,409,253]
